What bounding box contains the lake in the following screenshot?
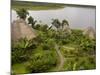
[12,6,96,29]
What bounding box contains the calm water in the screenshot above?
[12,6,96,29]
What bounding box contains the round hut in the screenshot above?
[83,26,95,39]
[11,19,36,42]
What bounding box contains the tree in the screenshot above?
[16,8,29,20]
[62,19,69,29]
[34,24,41,30]
[41,24,48,32]
[28,16,37,28]
[51,19,61,31]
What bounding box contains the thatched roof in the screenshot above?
[83,26,95,39]
[11,19,36,41]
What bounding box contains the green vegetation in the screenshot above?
[12,9,96,74]
[12,1,66,10]
[16,9,29,20]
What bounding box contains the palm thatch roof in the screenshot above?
[11,19,36,42]
[83,26,95,39]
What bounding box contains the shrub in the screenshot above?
[16,8,29,20]
[12,38,37,64]
[27,51,57,73]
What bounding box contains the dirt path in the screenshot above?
[55,44,64,71]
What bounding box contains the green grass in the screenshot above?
[12,62,30,74]
[12,1,66,10]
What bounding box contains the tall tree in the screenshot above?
[28,16,37,28]
[16,8,29,20]
[51,19,61,31]
[62,19,69,29]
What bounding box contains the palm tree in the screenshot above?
[16,8,29,20]
[28,16,37,28]
[51,19,61,31]
[62,19,69,29]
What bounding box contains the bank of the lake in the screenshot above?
[12,1,66,10]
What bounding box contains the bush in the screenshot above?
[42,44,50,50]
[12,49,32,64]
[64,56,96,71]
[79,38,96,55]
[27,51,57,73]
[12,38,37,64]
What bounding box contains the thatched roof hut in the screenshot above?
[83,26,95,39]
[11,19,36,42]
